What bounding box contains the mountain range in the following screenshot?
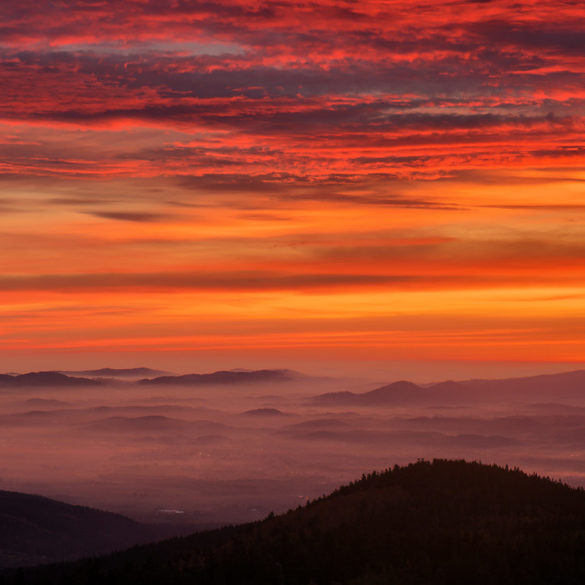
[314,370,585,406]
[138,369,299,385]
[0,369,298,388]
[0,372,99,388]
[60,368,169,378]
[2,368,585,406]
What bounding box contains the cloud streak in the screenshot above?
[2,1,585,362]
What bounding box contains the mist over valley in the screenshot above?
[2,367,585,531]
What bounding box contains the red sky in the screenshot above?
[2,0,585,376]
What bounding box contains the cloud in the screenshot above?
[2,0,585,182]
[2,0,585,364]
[85,211,170,222]
[0,272,428,293]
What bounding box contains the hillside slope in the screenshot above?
[0,490,179,568]
[5,459,585,584]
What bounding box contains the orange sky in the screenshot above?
[1,1,585,376]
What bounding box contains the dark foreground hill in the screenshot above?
[0,491,184,569]
[5,459,585,585]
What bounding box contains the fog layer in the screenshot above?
[1,369,585,525]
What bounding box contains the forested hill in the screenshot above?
[0,490,179,569]
[5,459,585,585]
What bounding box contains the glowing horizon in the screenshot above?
[2,1,585,374]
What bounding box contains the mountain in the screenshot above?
[0,490,183,569]
[138,369,298,385]
[0,372,100,388]
[240,408,287,416]
[359,380,425,403]
[60,368,169,378]
[313,380,468,406]
[313,370,585,406]
[424,380,472,401]
[464,369,585,401]
[7,459,585,584]
[313,381,421,406]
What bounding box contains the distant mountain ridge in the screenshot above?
[8,459,585,584]
[0,372,100,388]
[0,368,300,388]
[241,408,287,416]
[463,369,585,399]
[313,379,470,406]
[314,369,585,406]
[60,368,169,378]
[3,368,585,404]
[138,369,299,385]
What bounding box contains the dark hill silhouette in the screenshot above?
[0,490,184,569]
[240,408,287,416]
[61,368,169,378]
[138,369,298,385]
[8,459,585,584]
[0,372,100,388]
[361,380,424,403]
[314,380,429,406]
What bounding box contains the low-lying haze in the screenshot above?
[2,367,585,527]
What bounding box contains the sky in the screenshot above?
[1,0,585,378]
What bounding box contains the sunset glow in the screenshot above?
[2,0,585,373]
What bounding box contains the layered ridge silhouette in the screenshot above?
[0,373,100,388]
[313,370,585,405]
[5,460,585,584]
[138,369,299,385]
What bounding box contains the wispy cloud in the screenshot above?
[1,1,584,360]
[85,211,170,222]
